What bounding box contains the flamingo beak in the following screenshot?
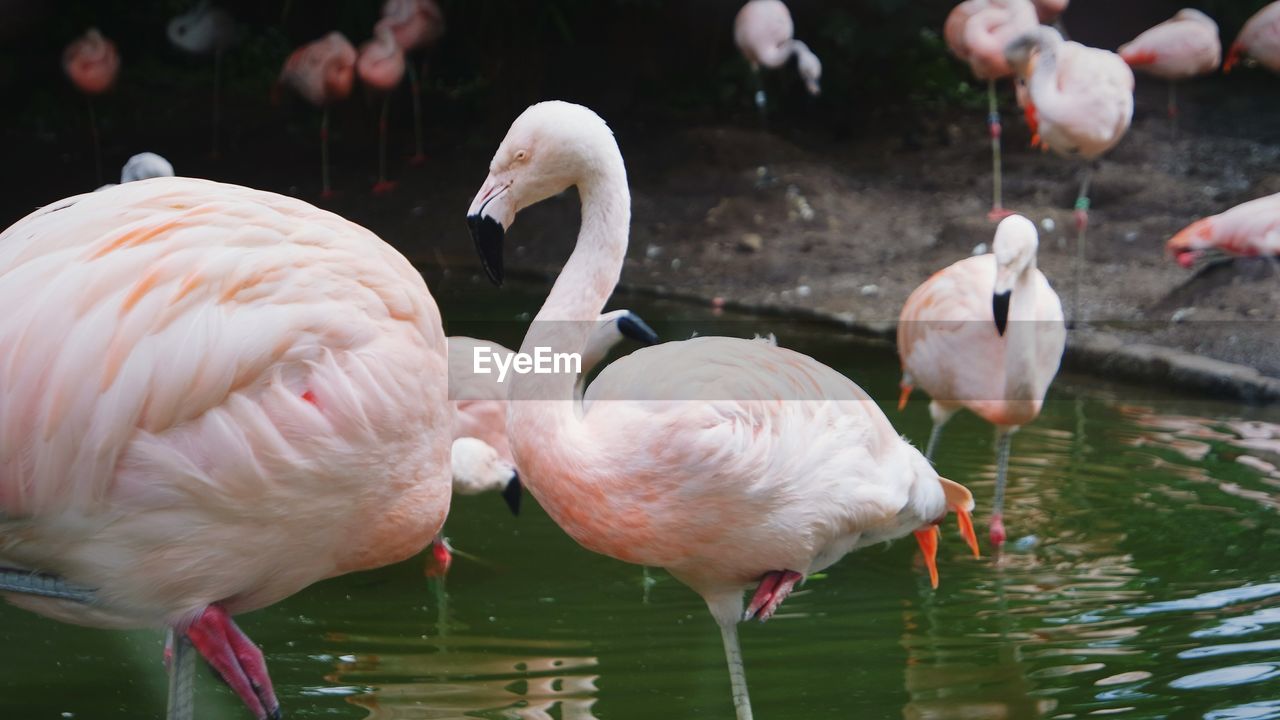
[993,291,1011,336]
[617,313,660,345]
[955,505,980,558]
[914,526,940,589]
[501,472,522,517]
[466,176,515,287]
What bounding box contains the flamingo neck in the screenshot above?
[1002,265,1039,404]
[1028,35,1064,119]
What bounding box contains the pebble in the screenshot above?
[860,284,880,296]
[1041,218,1056,233]
[1171,307,1194,323]
[738,233,764,252]
[972,242,988,256]
[645,244,662,259]
[796,285,812,298]
[1014,535,1039,551]
[670,258,682,270]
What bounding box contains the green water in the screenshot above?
[1,278,1278,720]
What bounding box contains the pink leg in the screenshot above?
[989,513,1007,548]
[424,534,452,578]
[743,570,804,622]
[185,605,281,720]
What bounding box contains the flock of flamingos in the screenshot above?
[11,0,1280,719]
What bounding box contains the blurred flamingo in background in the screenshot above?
[1225,1,1280,74]
[733,0,822,128]
[0,177,452,720]
[1005,26,1133,322]
[168,1,236,158]
[899,215,1065,549]
[432,310,660,577]
[63,28,120,185]
[465,101,979,720]
[376,0,445,165]
[1033,0,1068,24]
[1166,192,1280,268]
[1119,9,1221,125]
[279,32,357,199]
[944,0,1038,220]
[357,26,406,195]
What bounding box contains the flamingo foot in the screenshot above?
[408,153,428,167]
[371,180,398,195]
[989,514,1007,548]
[743,569,803,622]
[185,605,281,720]
[425,537,452,578]
[987,207,1016,222]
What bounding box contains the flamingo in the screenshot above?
[376,0,445,165]
[1033,0,1068,24]
[278,32,357,199]
[1225,1,1280,74]
[432,310,660,576]
[733,0,822,127]
[898,215,1066,548]
[464,101,980,720]
[1119,9,1221,124]
[357,26,406,195]
[168,1,236,158]
[1005,26,1133,322]
[1166,192,1280,268]
[63,28,120,186]
[943,0,1038,220]
[0,176,452,720]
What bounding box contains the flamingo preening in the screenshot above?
[465,101,979,720]
[733,0,822,128]
[168,1,236,158]
[0,177,452,719]
[63,28,120,186]
[898,215,1066,549]
[356,26,407,194]
[1166,192,1280,268]
[1225,1,1280,74]
[1119,9,1221,125]
[278,32,357,199]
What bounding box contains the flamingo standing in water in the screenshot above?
[1119,10,1221,125]
[376,0,444,165]
[1005,26,1133,322]
[279,32,357,199]
[433,310,660,576]
[0,177,452,719]
[168,1,236,158]
[1166,192,1280,267]
[898,215,1066,548]
[1225,1,1280,74]
[357,26,406,194]
[63,28,120,185]
[733,0,822,127]
[944,0,1038,220]
[465,101,980,720]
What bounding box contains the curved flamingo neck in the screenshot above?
[1001,263,1040,407]
[1028,33,1065,119]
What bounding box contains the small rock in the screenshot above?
[860,284,880,296]
[796,285,812,298]
[1171,307,1194,323]
[670,258,682,270]
[1014,535,1039,551]
[753,213,765,226]
[645,244,662,259]
[972,242,989,256]
[1041,218,1056,233]
[1124,231,1138,242]
[738,233,764,252]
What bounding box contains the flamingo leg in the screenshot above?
[185,605,281,720]
[212,48,222,159]
[1071,163,1095,325]
[320,106,333,199]
[990,429,1014,548]
[1168,81,1179,139]
[86,96,103,186]
[167,629,196,720]
[743,569,803,622]
[987,79,1013,221]
[372,95,396,194]
[407,61,427,165]
[717,619,755,720]
[925,420,948,463]
[425,532,452,578]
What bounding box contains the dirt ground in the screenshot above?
[6,75,1280,394]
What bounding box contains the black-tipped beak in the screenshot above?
[501,472,522,516]
[467,213,505,287]
[993,291,1011,336]
[617,314,660,345]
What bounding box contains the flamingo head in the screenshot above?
[793,41,822,96]
[991,214,1039,336]
[1166,218,1215,269]
[914,475,980,589]
[1004,25,1059,78]
[450,438,522,516]
[467,101,623,286]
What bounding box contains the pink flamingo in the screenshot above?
[944,0,1038,220]
[465,101,980,720]
[0,177,452,720]
[376,0,445,165]
[357,26,406,195]
[733,0,822,126]
[1119,9,1221,122]
[1225,1,1280,74]
[168,2,236,158]
[1005,26,1133,322]
[1166,192,1280,268]
[279,32,357,199]
[1033,0,1068,24]
[898,215,1066,549]
[433,311,660,576]
[63,28,120,185]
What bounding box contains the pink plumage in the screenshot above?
[1167,193,1280,267]
[1033,0,1068,24]
[1120,9,1221,80]
[357,26,406,92]
[279,31,357,107]
[376,0,444,54]
[1226,1,1280,73]
[944,0,1038,81]
[734,0,822,95]
[0,177,452,718]
[63,28,119,95]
